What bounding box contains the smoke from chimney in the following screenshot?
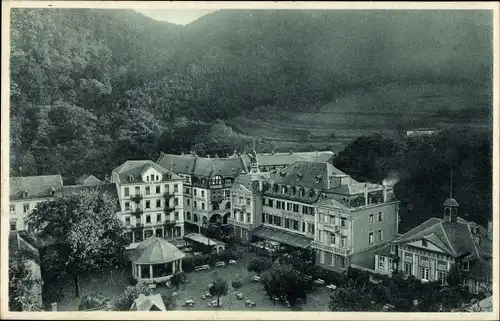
[382,170,401,187]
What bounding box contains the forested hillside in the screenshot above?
[9,8,493,187]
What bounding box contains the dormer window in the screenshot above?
[150,174,154,181]
[422,239,428,247]
[461,261,470,271]
[309,189,315,198]
[129,175,135,182]
[50,187,55,196]
[22,190,28,198]
[314,175,322,183]
[279,171,286,178]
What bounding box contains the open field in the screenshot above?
[229,82,492,153]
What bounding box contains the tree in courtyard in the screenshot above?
[209,278,229,307]
[247,257,272,276]
[170,271,186,290]
[9,254,42,311]
[231,280,242,292]
[328,279,381,311]
[112,283,153,311]
[28,189,127,298]
[261,264,312,307]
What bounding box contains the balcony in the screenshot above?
[164,206,176,214]
[227,217,251,228]
[133,209,143,217]
[164,191,174,200]
[322,223,340,233]
[311,241,351,256]
[131,194,143,203]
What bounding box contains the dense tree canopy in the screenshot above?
[9,254,42,312]
[28,190,127,297]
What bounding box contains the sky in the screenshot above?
[135,9,216,25]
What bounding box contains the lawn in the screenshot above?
[55,252,331,311]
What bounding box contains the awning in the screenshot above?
[251,226,312,249]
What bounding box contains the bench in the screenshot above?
[195,264,211,271]
[229,259,236,265]
[326,284,337,290]
[313,278,325,285]
[250,275,260,282]
[216,261,226,268]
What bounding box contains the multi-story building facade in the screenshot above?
[9,175,64,232]
[256,160,399,272]
[111,160,184,244]
[156,153,245,233]
[374,197,492,294]
[229,151,270,242]
[240,150,335,174]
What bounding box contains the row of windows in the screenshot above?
[323,215,348,227]
[318,251,347,268]
[326,232,348,247]
[232,210,252,224]
[232,195,251,206]
[264,198,314,215]
[368,230,384,244]
[368,212,384,223]
[185,212,208,224]
[10,203,31,213]
[124,212,180,225]
[262,213,315,234]
[124,184,179,196]
[124,197,179,211]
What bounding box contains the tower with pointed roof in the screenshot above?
[443,171,459,222]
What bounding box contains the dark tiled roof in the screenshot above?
[251,225,312,249]
[328,182,380,196]
[76,174,102,186]
[130,236,185,264]
[10,175,63,200]
[233,173,270,191]
[393,216,490,258]
[112,160,182,184]
[157,154,246,179]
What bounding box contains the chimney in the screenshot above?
[383,185,387,203]
[258,180,263,192]
[233,150,238,157]
[364,183,369,205]
[289,149,293,154]
[207,154,210,158]
[271,149,275,155]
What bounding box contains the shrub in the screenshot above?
[78,294,109,311]
[127,276,138,286]
[231,280,242,291]
[112,283,152,311]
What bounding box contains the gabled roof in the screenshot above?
[76,174,102,186]
[392,216,490,258]
[130,236,185,264]
[112,160,181,184]
[329,182,380,196]
[233,173,270,192]
[240,151,334,169]
[131,293,166,311]
[10,175,63,200]
[316,197,350,211]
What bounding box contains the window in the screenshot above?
[157,214,162,222]
[165,184,169,193]
[462,261,470,271]
[320,251,325,264]
[287,203,292,211]
[146,215,151,224]
[194,201,197,209]
[186,188,191,194]
[267,214,273,224]
[156,199,161,208]
[201,190,205,197]
[302,222,306,232]
[330,234,336,245]
[194,214,198,222]
[268,199,274,207]
[156,186,161,194]
[246,198,251,206]
[10,220,17,231]
[404,262,413,275]
[187,199,191,206]
[156,175,159,181]
[369,232,374,244]
[293,204,299,213]
[369,214,374,223]
[174,198,179,206]
[125,217,130,226]
[10,204,15,213]
[340,217,347,227]
[187,212,191,220]
[262,213,265,223]
[23,204,30,213]
[174,184,179,193]
[330,254,335,267]
[388,258,394,271]
[340,236,347,247]
[125,187,130,196]
[245,213,250,223]
[308,223,315,234]
[274,216,281,226]
[293,220,299,231]
[420,267,429,281]
[422,239,428,247]
[175,212,179,220]
[377,230,383,241]
[285,218,290,229]
[145,200,150,209]
[201,203,205,210]
[125,202,130,211]
[439,272,447,285]
[194,189,197,196]
[378,212,384,222]
[378,256,386,269]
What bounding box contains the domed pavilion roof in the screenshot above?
[130,236,185,264]
[443,198,459,207]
